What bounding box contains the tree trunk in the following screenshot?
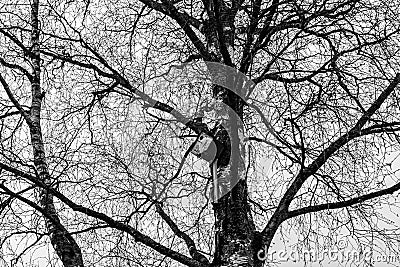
[212,181,262,267]
[29,1,84,266]
[210,87,261,266]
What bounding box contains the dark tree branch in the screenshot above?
[40,50,210,135]
[212,0,233,66]
[139,0,202,29]
[239,0,261,73]
[260,73,400,249]
[278,73,400,211]
[0,56,33,82]
[287,180,400,218]
[0,162,207,267]
[139,0,212,61]
[0,182,84,263]
[244,136,299,163]
[155,203,210,264]
[0,73,33,126]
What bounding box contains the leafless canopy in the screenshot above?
[0,0,400,266]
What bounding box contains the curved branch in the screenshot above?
[0,73,33,126]
[259,73,400,249]
[287,181,400,218]
[155,203,210,264]
[0,162,207,267]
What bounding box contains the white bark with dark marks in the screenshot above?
[28,1,84,266]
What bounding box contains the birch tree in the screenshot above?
[1,0,400,266]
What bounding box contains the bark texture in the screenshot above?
[29,1,84,266]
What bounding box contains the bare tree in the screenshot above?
[1,0,400,266]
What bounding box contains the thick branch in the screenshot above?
[0,162,206,267]
[40,50,210,135]
[0,73,33,126]
[260,73,400,249]
[140,0,212,61]
[287,181,400,218]
[276,73,400,213]
[155,203,210,264]
[0,56,33,82]
[138,0,202,29]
